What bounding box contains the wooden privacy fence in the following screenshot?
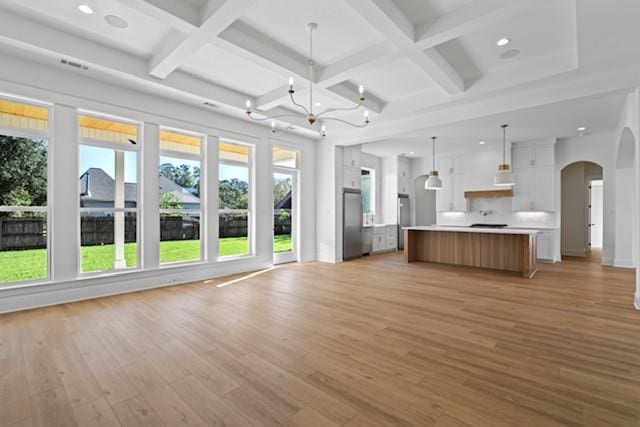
[1,210,292,251]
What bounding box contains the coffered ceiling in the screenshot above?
[0,0,638,143]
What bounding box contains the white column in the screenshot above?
[114,150,126,269]
[51,104,79,281]
[205,135,219,261]
[254,139,273,260]
[142,123,160,269]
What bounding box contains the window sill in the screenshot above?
[217,254,255,262]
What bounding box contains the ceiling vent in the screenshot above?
[60,59,88,71]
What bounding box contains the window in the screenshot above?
[159,129,202,264]
[0,98,49,285]
[362,167,375,224]
[219,142,251,258]
[272,147,298,257]
[79,114,139,273]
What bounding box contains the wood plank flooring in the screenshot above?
[1,251,639,426]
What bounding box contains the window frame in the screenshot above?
[361,166,376,218]
[0,94,52,287]
[218,140,254,260]
[77,111,142,277]
[158,127,205,266]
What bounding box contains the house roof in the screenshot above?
[79,168,199,204]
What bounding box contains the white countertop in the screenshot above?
[402,225,540,235]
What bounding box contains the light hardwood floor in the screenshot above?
[1,251,639,426]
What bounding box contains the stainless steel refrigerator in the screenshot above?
[397,194,410,250]
[343,189,363,261]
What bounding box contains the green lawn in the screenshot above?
[0,235,292,284]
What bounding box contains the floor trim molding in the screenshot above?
[635,293,640,310]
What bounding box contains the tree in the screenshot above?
[159,163,199,196]
[218,178,248,209]
[273,176,291,206]
[0,135,47,206]
[159,192,182,210]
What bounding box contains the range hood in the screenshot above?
[464,189,513,199]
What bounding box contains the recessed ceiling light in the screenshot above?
[577,126,587,132]
[105,14,128,29]
[315,102,322,107]
[496,37,511,47]
[409,151,415,155]
[500,49,520,60]
[78,4,94,14]
[479,141,486,145]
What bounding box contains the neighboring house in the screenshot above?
[274,191,292,210]
[79,168,200,210]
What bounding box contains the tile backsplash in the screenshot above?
[437,197,556,228]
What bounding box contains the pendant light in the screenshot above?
[494,124,515,186]
[425,136,442,190]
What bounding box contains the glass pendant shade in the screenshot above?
[494,124,515,187]
[494,164,515,186]
[425,172,442,190]
[425,136,441,190]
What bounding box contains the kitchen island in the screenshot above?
[403,226,539,278]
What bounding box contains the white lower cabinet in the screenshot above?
[371,225,397,253]
[536,231,556,262]
[362,228,373,254]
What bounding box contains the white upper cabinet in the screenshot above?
[513,146,534,169]
[398,157,411,194]
[342,146,361,189]
[512,141,556,211]
[436,154,466,211]
[533,166,554,211]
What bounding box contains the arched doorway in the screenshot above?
[614,127,636,268]
[561,161,604,261]
[414,175,436,226]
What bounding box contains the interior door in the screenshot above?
[273,169,297,264]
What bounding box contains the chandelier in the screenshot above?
[244,22,370,137]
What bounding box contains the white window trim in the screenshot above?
[218,141,253,260]
[78,112,142,276]
[158,127,205,265]
[0,95,52,287]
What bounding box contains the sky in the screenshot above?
[80,145,248,184]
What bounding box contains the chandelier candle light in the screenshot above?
[425,136,442,190]
[494,124,515,186]
[244,22,370,137]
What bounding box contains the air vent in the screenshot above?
[60,59,88,71]
[204,101,220,109]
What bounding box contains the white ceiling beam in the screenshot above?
[116,0,386,114]
[415,0,536,49]
[325,82,384,114]
[343,0,465,95]
[0,9,315,133]
[149,0,258,79]
[317,41,396,87]
[220,21,384,114]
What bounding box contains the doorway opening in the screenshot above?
[561,161,603,261]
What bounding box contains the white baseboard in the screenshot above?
[0,257,272,314]
[601,257,614,266]
[635,293,640,311]
[613,258,636,268]
[561,248,588,257]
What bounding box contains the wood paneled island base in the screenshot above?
[404,227,538,278]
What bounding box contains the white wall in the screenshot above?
[0,54,317,313]
[555,132,616,264]
[612,88,640,309]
